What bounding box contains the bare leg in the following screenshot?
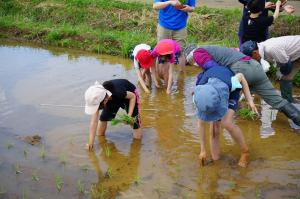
[97,121,107,136]
[210,121,221,161]
[198,120,207,165]
[221,109,249,167]
[133,128,142,139]
[178,54,186,72]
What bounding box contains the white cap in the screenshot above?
[84,81,112,115]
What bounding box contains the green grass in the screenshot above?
[1,0,299,57]
[59,154,67,166]
[32,172,40,182]
[111,113,136,126]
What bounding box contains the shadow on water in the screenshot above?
[1,41,300,198]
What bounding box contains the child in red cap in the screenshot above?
[151,39,184,94]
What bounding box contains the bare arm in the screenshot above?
[125,91,136,116]
[273,1,282,20]
[166,64,174,94]
[236,73,259,115]
[153,0,180,10]
[86,110,99,150]
[136,69,150,93]
[179,5,195,12]
[150,64,161,88]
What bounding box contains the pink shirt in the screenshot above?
[151,39,181,64]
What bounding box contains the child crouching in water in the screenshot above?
[193,65,258,167]
[151,39,185,94]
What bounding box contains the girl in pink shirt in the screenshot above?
[151,39,185,94]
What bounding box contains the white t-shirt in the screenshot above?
[258,35,300,64]
[133,44,151,69]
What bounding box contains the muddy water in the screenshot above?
[0,42,300,199]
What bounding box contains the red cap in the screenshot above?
[156,41,174,55]
[135,50,154,69]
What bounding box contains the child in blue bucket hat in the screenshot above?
[194,65,258,167]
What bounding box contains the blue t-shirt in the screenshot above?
[196,66,240,110]
[155,0,195,30]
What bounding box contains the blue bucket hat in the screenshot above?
[240,40,258,56]
[194,78,229,121]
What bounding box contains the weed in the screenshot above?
[59,154,67,166]
[55,175,63,192]
[40,145,46,159]
[111,113,136,126]
[238,108,257,120]
[77,180,85,194]
[32,172,40,182]
[6,143,14,149]
[104,167,113,179]
[14,164,22,174]
[104,145,111,158]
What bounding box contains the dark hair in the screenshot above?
[247,0,265,13]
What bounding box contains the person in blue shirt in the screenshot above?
[153,0,195,48]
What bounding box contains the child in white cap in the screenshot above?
[194,65,258,167]
[84,79,142,150]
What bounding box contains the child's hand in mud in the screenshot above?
[85,143,93,151]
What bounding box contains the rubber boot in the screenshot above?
[280,80,293,103]
[280,103,300,126]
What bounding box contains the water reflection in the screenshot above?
[88,137,141,198]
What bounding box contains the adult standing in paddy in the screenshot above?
[153,0,195,49]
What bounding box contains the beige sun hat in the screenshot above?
[84,81,112,115]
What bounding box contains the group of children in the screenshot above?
[84,0,299,168]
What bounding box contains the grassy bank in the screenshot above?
[0,0,299,57]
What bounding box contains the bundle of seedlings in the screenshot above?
[111,113,136,126]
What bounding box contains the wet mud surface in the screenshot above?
[0,41,300,198]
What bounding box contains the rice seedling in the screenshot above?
[154,185,165,198]
[238,108,257,120]
[111,113,136,126]
[40,145,46,159]
[22,189,28,199]
[256,187,262,199]
[55,175,63,192]
[59,154,67,166]
[133,175,142,185]
[6,143,14,149]
[77,180,85,194]
[104,145,111,158]
[14,164,22,174]
[229,182,236,190]
[0,186,6,195]
[23,148,28,159]
[90,184,107,199]
[104,167,114,179]
[32,172,40,182]
[81,165,89,173]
